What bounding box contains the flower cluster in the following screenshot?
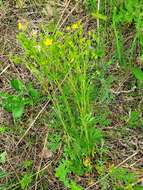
[66,20,81,31]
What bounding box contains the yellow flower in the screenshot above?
[18,22,22,30]
[44,38,53,46]
[72,23,78,30]
[83,157,91,167]
[18,19,29,31]
[71,21,81,30]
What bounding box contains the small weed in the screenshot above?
[96,164,139,190]
[133,67,143,81]
[23,160,33,169]
[20,173,33,190]
[127,110,143,129]
[48,132,61,152]
[0,79,41,121]
[16,21,107,189]
[0,124,8,134]
[109,167,138,190]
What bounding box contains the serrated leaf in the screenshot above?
[11,79,24,91]
[132,67,143,81]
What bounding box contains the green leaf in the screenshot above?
[11,79,25,91]
[23,160,33,169]
[12,104,24,119]
[55,160,70,187]
[0,126,8,134]
[20,173,33,190]
[2,95,25,119]
[132,67,143,81]
[27,83,40,99]
[127,111,140,128]
[69,181,83,190]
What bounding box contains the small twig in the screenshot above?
[116,151,138,167]
[130,158,143,167]
[35,162,51,176]
[0,65,10,76]
[110,86,136,95]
